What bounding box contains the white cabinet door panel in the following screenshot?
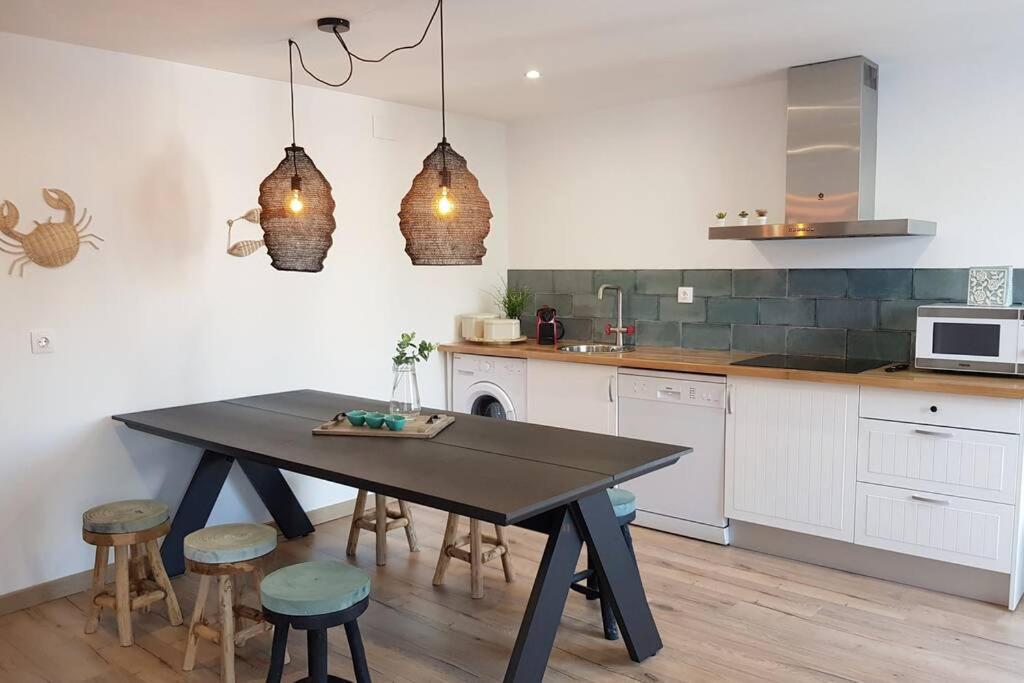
[526,359,617,435]
[726,376,858,541]
[855,482,1014,573]
[858,419,1020,504]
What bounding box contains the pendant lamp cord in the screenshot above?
[440,0,448,172]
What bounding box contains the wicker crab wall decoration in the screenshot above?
[0,188,102,276]
[225,208,265,258]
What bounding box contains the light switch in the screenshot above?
[30,329,55,354]
[677,286,694,304]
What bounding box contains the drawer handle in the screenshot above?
[911,494,950,506]
[914,428,954,438]
[929,405,939,413]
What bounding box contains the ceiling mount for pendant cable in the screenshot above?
[316,18,351,34]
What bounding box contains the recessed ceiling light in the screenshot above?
[524,69,541,80]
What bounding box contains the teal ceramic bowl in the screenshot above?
[346,410,367,427]
[364,411,386,429]
[384,414,407,432]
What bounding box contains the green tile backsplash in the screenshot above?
[509,268,1010,362]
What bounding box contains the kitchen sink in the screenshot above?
[558,344,635,354]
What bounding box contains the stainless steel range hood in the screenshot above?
[709,56,936,240]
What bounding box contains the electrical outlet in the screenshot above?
[677,286,694,304]
[30,329,55,354]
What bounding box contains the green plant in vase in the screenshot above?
[390,332,436,416]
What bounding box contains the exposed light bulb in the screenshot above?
[435,185,455,217]
[525,69,541,80]
[288,188,304,214]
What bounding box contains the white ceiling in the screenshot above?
[2,0,1023,121]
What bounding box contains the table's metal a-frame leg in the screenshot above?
[160,450,315,576]
[505,490,662,682]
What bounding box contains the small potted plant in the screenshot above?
[755,208,768,225]
[390,332,436,416]
[738,210,750,225]
[487,278,530,341]
[714,211,727,227]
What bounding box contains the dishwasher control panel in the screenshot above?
[618,371,726,408]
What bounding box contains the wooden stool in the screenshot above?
[570,488,636,641]
[82,499,183,646]
[182,523,281,683]
[432,514,514,599]
[346,490,419,566]
[262,560,373,683]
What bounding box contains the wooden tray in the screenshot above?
[313,413,455,439]
[463,335,528,345]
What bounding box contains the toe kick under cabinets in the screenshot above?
[725,375,1024,608]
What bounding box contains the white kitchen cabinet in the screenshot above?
[526,359,617,434]
[725,376,859,541]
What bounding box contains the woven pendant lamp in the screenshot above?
[257,42,337,272]
[258,146,336,272]
[399,0,491,265]
[400,142,491,265]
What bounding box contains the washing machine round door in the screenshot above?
[464,382,518,421]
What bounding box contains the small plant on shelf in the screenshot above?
[714,211,727,226]
[492,277,532,320]
[392,331,436,367]
[755,208,768,224]
[738,210,750,225]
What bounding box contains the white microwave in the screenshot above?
[915,304,1024,375]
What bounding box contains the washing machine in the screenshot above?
[452,353,527,421]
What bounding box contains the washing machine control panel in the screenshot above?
[456,354,524,379]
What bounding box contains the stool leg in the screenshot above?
[85,545,108,634]
[113,545,133,646]
[344,620,372,683]
[346,489,367,557]
[470,518,483,600]
[432,513,460,586]
[265,619,289,683]
[398,500,420,553]
[622,523,635,556]
[183,574,211,671]
[599,571,619,641]
[374,495,388,566]
[307,628,329,683]
[219,575,236,683]
[146,539,183,626]
[494,525,515,583]
[584,546,598,600]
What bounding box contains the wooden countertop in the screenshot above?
[439,340,1024,400]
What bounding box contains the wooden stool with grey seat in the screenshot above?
[82,499,183,646]
[181,523,282,683]
[433,513,515,599]
[346,490,419,566]
[262,560,373,683]
[570,488,637,640]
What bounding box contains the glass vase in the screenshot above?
[389,363,421,417]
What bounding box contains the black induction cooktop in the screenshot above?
[731,354,894,374]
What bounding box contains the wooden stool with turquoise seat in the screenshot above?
[261,560,372,683]
[181,523,280,683]
[569,488,637,641]
[82,499,183,646]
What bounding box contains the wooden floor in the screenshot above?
[3,505,1024,682]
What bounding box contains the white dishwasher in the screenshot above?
[617,368,729,544]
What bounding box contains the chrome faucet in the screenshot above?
[597,284,634,347]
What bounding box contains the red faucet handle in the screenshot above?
[604,323,613,336]
[626,324,636,336]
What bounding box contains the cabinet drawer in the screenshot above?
[860,387,1021,434]
[854,482,1014,572]
[858,419,1020,504]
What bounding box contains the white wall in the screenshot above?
[508,48,1024,269]
[0,32,507,596]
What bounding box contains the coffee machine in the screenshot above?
[536,305,565,345]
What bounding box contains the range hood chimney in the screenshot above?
[709,56,936,240]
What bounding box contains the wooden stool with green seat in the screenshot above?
[82,499,183,646]
[261,560,373,683]
[182,523,281,683]
[570,488,637,641]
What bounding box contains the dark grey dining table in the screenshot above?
[112,389,688,682]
